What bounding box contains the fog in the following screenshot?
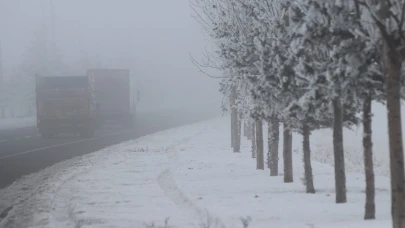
[0,0,222,115]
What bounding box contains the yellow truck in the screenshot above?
[35,75,97,138]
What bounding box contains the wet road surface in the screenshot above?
[0,108,218,189]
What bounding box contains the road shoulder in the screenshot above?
[0,118,217,228]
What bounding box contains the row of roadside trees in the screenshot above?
[191,1,405,227]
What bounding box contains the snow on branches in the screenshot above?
[191,0,384,129]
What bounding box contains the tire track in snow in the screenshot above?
[157,169,225,228]
[157,128,226,228]
[49,126,208,228]
[49,144,128,228]
[49,168,96,228]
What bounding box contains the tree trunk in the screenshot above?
[231,111,234,149]
[235,114,241,152]
[230,85,238,151]
[362,96,375,219]
[269,120,279,176]
[243,121,248,137]
[231,113,234,148]
[256,120,264,170]
[383,43,405,228]
[283,123,293,183]
[267,123,271,170]
[252,121,256,158]
[231,111,237,148]
[246,120,253,140]
[303,123,315,193]
[374,2,405,223]
[332,97,347,203]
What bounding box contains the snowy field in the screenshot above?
[0,117,36,130]
[0,115,393,228]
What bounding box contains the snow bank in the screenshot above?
[0,117,36,130]
[0,117,392,228]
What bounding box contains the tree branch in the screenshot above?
[189,52,227,79]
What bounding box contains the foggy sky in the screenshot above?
[2,0,404,158]
[0,0,222,113]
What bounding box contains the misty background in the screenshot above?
[0,0,222,116]
[0,0,397,156]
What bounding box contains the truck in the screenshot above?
[35,75,97,138]
[86,69,137,128]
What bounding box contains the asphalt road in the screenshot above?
[0,108,219,189]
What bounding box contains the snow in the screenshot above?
[0,117,36,130]
[0,116,393,228]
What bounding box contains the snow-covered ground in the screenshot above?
[0,117,36,130]
[0,116,392,228]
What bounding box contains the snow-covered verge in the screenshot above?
[0,117,36,130]
[0,117,392,228]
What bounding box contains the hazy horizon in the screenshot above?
[0,0,222,114]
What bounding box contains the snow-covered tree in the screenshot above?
[287,0,385,205]
[190,1,405,226]
[357,0,405,226]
